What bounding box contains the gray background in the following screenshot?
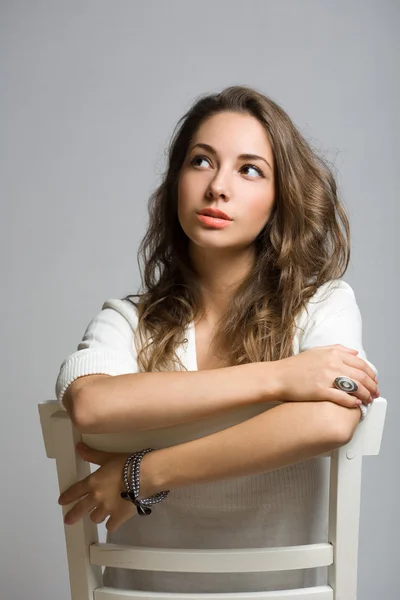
[1,1,398,598]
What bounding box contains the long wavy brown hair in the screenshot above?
[123,85,350,372]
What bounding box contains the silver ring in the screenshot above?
[334,376,358,393]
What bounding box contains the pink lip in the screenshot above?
[196,214,232,229]
[198,208,232,220]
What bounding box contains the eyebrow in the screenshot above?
[189,143,273,171]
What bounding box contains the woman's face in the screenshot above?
[177,111,275,253]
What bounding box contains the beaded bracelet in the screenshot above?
[120,448,170,516]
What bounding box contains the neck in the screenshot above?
[189,243,256,321]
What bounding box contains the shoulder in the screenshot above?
[99,298,139,331]
[305,279,357,318]
[294,277,378,399]
[73,298,140,351]
[55,298,141,407]
[293,279,363,353]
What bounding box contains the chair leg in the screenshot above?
[52,413,103,600]
[328,444,363,600]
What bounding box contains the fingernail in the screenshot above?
[356,400,362,405]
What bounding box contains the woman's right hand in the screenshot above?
[273,344,380,408]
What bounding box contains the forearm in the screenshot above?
[77,362,279,434]
[143,401,361,496]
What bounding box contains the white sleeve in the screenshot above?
[55,299,140,409]
[299,280,378,421]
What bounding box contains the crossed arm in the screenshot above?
[60,286,375,495]
[139,399,361,497]
[69,370,362,497]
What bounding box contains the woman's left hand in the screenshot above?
[58,443,137,532]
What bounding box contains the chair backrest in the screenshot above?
[39,397,387,600]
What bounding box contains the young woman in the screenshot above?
[56,85,379,593]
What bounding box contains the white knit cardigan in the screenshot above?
[55,279,377,594]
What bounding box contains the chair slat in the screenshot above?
[94,584,334,599]
[90,542,333,573]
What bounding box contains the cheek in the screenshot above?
[245,191,275,227]
[177,172,199,219]
[177,172,190,206]
[177,177,193,232]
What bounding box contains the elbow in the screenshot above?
[320,402,360,448]
[65,390,98,434]
[61,376,110,433]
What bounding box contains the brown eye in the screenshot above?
[190,155,211,168]
[241,164,264,178]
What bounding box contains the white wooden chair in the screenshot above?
[39,397,387,600]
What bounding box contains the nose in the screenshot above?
[206,170,230,201]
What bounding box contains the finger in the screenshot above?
[76,443,107,466]
[331,344,359,354]
[64,494,95,525]
[325,387,364,409]
[342,369,375,404]
[343,355,378,385]
[90,507,109,524]
[106,514,127,533]
[344,368,377,401]
[106,504,136,533]
[59,475,91,505]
